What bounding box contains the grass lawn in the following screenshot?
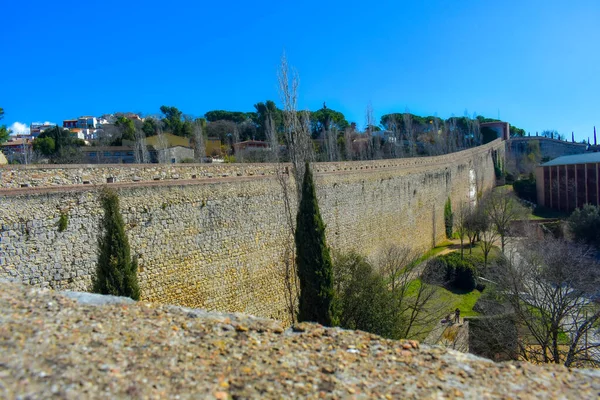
[406,279,483,318]
[415,240,453,263]
[435,285,483,317]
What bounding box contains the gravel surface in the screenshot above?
[1,283,599,399]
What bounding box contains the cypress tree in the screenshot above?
[92,187,140,300]
[444,198,453,239]
[295,163,336,326]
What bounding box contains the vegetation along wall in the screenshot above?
[0,140,504,325]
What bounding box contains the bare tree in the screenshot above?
[192,120,205,163]
[403,109,415,157]
[486,188,529,252]
[376,244,445,340]
[265,112,279,162]
[155,123,168,164]
[454,202,472,258]
[343,126,354,161]
[133,126,149,164]
[495,236,600,367]
[278,52,314,198]
[273,52,314,322]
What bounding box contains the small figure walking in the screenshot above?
[454,308,461,324]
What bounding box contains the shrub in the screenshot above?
[58,212,68,232]
[422,252,477,292]
[333,251,403,339]
[444,198,453,239]
[295,163,336,326]
[92,187,140,300]
[513,176,537,203]
[568,204,600,248]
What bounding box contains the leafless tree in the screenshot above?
[486,188,529,252]
[273,52,315,322]
[265,112,279,162]
[155,123,168,164]
[454,202,472,258]
[343,126,354,161]
[192,120,205,163]
[403,109,416,157]
[495,236,600,367]
[133,126,149,164]
[376,244,446,340]
[324,126,339,162]
[231,124,242,163]
[278,52,314,198]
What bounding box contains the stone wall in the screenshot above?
[0,140,504,325]
[508,137,587,161]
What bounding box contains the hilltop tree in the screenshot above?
[295,163,336,326]
[92,188,140,300]
[0,107,10,144]
[160,105,184,136]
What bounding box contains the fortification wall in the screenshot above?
[0,140,504,325]
[508,137,587,160]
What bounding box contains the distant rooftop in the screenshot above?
[541,152,600,167]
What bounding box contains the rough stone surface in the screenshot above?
[0,283,598,399]
[0,141,504,325]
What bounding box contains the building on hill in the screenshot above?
[480,122,510,141]
[536,152,600,211]
[509,136,587,162]
[81,146,136,164]
[29,123,56,138]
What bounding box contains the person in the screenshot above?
[454,308,460,324]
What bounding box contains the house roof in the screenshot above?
[541,152,600,167]
[81,146,133,152]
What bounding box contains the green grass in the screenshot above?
[415,240,453,263]
[435,285,483,317]
[405,279,483,317]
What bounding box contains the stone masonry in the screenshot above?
[0,140,504,325]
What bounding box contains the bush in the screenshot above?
[58,212,68,232]
[333,251,403,339]
[422,252,477,291]
[513,176,537,203]
[568,204,600,248]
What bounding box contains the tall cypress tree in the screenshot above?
[295,163,336,326]
[92,187,140,300]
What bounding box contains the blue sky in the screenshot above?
[1,0,599,141]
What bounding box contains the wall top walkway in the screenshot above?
[0,139,504,193]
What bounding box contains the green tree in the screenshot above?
[141,118,158,137]
[444,198,453,238]
[295,163,336,326]
[310,106,348,139]
[333,251,402,339]
[115,116,136,142]
[92,188,140,300]
[160,105,184,136]
[0,107,10,144]
[32,136,55,155]
[568,204,600,248]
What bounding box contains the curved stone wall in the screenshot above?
[0,140,504,324]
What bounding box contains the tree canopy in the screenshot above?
[0,107,10,144]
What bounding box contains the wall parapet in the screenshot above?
[0,139,503,190]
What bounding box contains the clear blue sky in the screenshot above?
[2,0,599,141]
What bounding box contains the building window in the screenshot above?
[89,152,96,157]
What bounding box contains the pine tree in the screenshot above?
[295,163,337,326]
[92,187,140,300]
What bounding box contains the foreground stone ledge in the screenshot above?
[0,282,598,399]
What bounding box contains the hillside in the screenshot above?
[0,282,598,399]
